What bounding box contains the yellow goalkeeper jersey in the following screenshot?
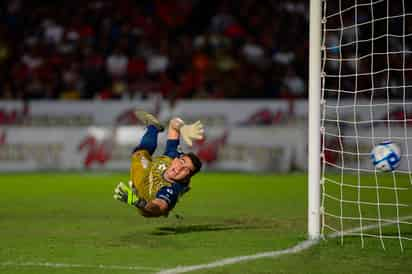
[130,150,173,201]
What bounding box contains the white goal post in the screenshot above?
[308,0,322,240]
[309,0,412,248]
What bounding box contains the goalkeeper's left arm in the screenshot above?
[164,118,204,158]
[168,118,204,147]
[114,181,169,217]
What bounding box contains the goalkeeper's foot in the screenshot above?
[135,110,165,132]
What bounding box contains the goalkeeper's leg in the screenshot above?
[133,110,164,155]
[135,110,164,132]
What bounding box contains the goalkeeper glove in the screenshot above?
[180,120,204,147]
[113,181,147,209]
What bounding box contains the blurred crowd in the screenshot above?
[0,0,308,101]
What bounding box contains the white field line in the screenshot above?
[157,240,318,274]
[0,261,162,272]
[1,216,411,273]
[157,215,412,274]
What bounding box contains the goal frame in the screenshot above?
[308,0,322,240]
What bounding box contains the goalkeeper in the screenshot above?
[113,110,203,217]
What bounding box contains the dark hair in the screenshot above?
[175,152,202,184]
[181,152,202,183]
[184,152,202,177]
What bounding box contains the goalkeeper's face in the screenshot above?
[165,155,195,182]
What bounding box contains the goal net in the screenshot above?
[320,0,412,249]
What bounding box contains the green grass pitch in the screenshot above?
[0,172,411,274]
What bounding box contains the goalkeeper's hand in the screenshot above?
[113,181,147,209]
[180,120,204,147]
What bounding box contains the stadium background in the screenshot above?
[0,1,411,274]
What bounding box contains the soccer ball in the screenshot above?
[371,141,401,171]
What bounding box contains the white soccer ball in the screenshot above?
[371,141,401,171]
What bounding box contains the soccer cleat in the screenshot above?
[113,181,146,208]
[135,110,165,132]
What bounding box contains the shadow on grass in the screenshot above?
[150,223,257,236]
[113,223,262,248]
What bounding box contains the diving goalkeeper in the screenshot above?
[113,110,203,217]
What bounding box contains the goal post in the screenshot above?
[309,0,412,248]
[308,0,322,240]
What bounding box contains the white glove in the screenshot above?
[180,120,204,147]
